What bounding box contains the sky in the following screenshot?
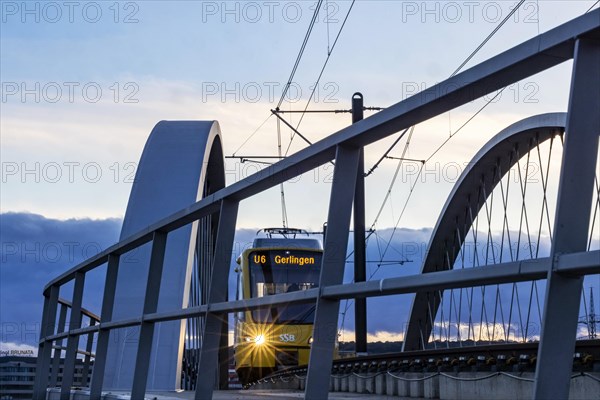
[1,1,599,352]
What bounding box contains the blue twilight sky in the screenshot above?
[1,1,599,351]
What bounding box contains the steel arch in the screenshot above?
[403,112,567,351]
[102,121,226,391]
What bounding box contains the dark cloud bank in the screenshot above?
[5,212,582,348]
[1,212,434,347]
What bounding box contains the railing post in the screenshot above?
[89,253,120,399]
[49,302,68,387]
[33,285,59,400]
[534,38,600,400]
[305,145,361,399]
[130,231,168,399]
[60,272,86,400]
[80,318,96,385]
[194,199,239,400]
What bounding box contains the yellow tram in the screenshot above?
[233,228,325,385]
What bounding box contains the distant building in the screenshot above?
[0,356,91,400]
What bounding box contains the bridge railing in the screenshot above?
[39,298,100,391]
[33,10,600,400]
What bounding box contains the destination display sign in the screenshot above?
[250,250,320,267]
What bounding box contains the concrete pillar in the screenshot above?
[333,376,341,392]
[375,373,386,395]
[438,373,459,400]
[398,376,410,397]
[424,374,440,399]
[409,373,424,398]
[569,373,600,400]
[341,375,349,392]
[363,375,375,394]
[386,373,398,396]
[439,372,535,400]
[356,375,366,393]
[349,375,357,392]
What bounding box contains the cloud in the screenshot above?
[0,212,121,347]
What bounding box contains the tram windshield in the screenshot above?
[249,249,322,324]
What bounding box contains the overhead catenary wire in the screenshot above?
[275,107,384,114]
[272,0,324,226]
[586,0,600,13]
[231,114,272,156]
[365,0,526,175]
[369,126,416,232]
[277,117,289,228]
[276,0,324,110]
[425,87,506,163]
[365,127,412,177]
[450,0,526,77]
[366,0,527,256]
[234,1,357,161]
[339,0,530,337]
[231,1,323,158]
[283,0,357,156]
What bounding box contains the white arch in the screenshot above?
[103,121,225,390]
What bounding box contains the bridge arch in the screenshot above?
[104,121,225,390]
[403,112,568,351]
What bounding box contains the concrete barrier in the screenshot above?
[408,373,424,398]
[385,372,398,396]
[332,376,342,391]
[298,376,306,391]
[396,374,410,397]
[439,372,600,400]
[259,371,600,400]
[569,373,600,399]
[375,373,386,395]
[440,372,533,400]
[424,374,440,399]
[348,375,357,392]
[356,374,375,394]
[340,375,349,392]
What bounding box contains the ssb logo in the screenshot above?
[279,333,296,343]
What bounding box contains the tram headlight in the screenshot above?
[308,336,313,345]
[253,334,266,345]
[243,334,266,345]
